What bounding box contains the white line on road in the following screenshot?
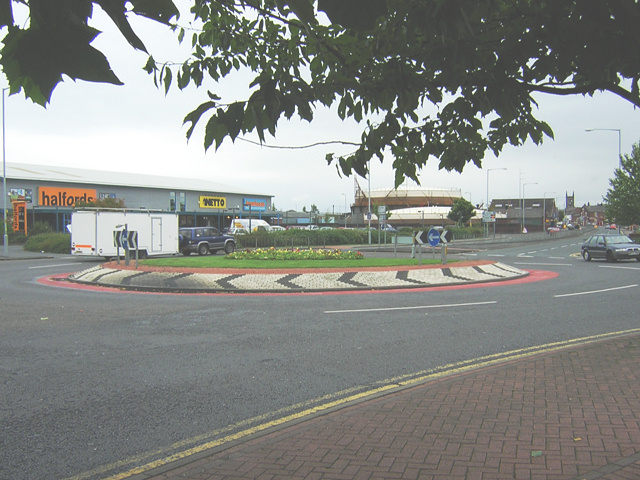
[514,262,573,267]
[488,254,505,257]
[599,265,640,271]
[28,263,84,269]
[324,300,497,314]
[554,284,638,298]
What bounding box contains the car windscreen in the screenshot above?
[604,235,633,244]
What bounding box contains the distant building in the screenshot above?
[569,203,605,226]
[489,197,558,233]
[351,181,469,227]
[4,163,273,233]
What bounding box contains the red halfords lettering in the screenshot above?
[40,191,95,206]
[245,201,265,208]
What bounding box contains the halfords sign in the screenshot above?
[243,198,266,212]
[39,187,96,206]
[199,196,226,209]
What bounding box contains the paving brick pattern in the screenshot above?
[68,261,527,293]
[140,334,640,480]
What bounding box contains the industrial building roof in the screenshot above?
[5,163,271,197]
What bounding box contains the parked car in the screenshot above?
[580,233,640,262]
[179,227,236,256]
[547,226,560,233]
[382,224,398,233]
[270,225,286,231]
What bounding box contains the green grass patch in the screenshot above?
[140,256,442,269]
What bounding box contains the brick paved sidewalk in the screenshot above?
[131,332,640,480]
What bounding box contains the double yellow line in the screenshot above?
[66,328,640,480]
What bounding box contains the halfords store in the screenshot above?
[4,163,273,234]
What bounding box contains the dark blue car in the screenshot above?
[179,227,236,256]
[581,234,640,262]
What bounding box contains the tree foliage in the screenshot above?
[604,140,640,226]
[75,197,126,209]
[2,1,639,185]
[447,197,476,227]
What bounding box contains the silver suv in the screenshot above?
[179,227,236,256]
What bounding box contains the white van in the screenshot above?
[228,218,272,235]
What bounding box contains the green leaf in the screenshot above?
[318,0,387,30]
[163,66,172,95]
[95,0,148,52]
[280,0,316,25]
[0,0,13,28]
[128,0,179,25]
[183,101,217,140]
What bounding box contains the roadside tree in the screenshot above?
[2,1,639,185]
[604,140,640,226]
[447,197,476,227]
[75,197,126,209]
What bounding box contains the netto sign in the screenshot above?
[39,187,96,206]
[199,196,226,209]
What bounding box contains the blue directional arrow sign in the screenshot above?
[427,228,440,247]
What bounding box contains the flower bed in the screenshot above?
[227,247,364,261]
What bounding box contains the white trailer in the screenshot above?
[70,210,180,259]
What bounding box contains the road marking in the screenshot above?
[599,265,640,271]
[488,254,505,257]
[73,328,640,480]
[28,263,85,269]
[324,300,497,314]
[548,256,565,259]
[514,262,573,267]
[554,284,638,298]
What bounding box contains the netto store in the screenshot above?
[5,164,273,234]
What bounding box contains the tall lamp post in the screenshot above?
[2,88,7,257]
[585,128,622,168]
[522,182,538,232]
[342,193,347,228]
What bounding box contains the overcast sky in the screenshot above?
[3,3,638,213]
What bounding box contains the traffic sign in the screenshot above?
[427,228,441,246]
[440,229,452,243]
[414,230,428,245]
[114,230,138,250]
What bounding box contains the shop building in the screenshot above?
[4,163,273,234]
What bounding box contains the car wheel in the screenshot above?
[582,250,591,262]
[224,242,236,254]
[605,250,616,262]
[198,244,209,255]
[181,250,191,256]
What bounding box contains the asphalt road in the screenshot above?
[1,233,639,480]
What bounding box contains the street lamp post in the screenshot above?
[342,193,347,228]
[522,182,538,232]
[2,88,8,257]
[585,128,622,168]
